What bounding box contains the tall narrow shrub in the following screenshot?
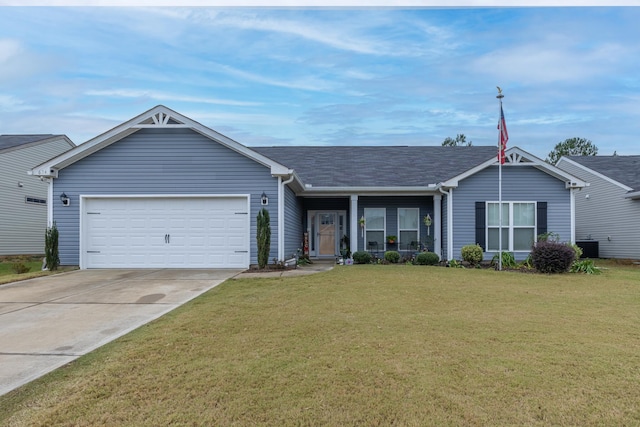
[45,223,60,271]
[257,208,271,269]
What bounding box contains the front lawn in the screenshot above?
[2,264,640,426]
[0,257,77,285]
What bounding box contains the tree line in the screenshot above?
[441,134,599,165]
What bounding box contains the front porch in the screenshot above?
[300,195,443,260]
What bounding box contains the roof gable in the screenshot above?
[0,134,74,154]
[441,147,586,189]
[560,155,640,192]
[30,105,292,178]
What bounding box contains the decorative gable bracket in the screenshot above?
[133,111,190,128]
[503,151,533,165]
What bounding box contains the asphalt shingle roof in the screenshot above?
[253,146,498,187]
[567,155,640,191]
[0,134,58,152]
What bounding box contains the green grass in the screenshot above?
[0,257,77,285]
[2,263,640,426]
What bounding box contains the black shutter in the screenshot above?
[537,202,547,238]
[475,202,486,250]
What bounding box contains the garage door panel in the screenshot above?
[84,197,249,269]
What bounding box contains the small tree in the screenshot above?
[256,208,271,269]
[546,137,598,165]
[44,223,60,271]
[442,134,473,147]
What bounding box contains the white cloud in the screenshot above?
[85,89,263,107]
[0,94,36,112]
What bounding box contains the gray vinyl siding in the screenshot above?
[284,185,303,259]
[0,139,72,255]
[557,160,640,259]
[452,165,571,261]
[357,196,435,253]
[52,128,278,266]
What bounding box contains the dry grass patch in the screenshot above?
[2,264,640,426]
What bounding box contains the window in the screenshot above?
[364,208,385,251]
[487,202,536,251]
[398,208,419,249]
[25,196,47,206]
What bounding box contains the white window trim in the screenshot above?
[486,201,537,252]
[397,207,420,249]
[364,207,386,251]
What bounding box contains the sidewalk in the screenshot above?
[234,260,335,279]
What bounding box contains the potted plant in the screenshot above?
[386,235,397,244]
[340,235,351,258]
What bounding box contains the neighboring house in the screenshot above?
[0,134,75,256]
[30,105,585,269]
[556,155,640,259]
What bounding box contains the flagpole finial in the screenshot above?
[496,86,504,99]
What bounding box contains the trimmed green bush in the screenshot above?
[352,251,372,264]
[461,244,483,266]
[256,208,271,269]
[45,223,60,271]
[415,252,440,266]
[384,251,400,264]
[531,241,576,273]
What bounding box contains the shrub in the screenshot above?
[571,243,583,260]
[352,251,372,264]
[531,241,576,274]
[45,223,60,271]
[570,259,601,274]
[448,259,464,268]
[256,208,271,269]
[415,252,440,266]
[11,261,31,274]
[461,244,483,266]
[491,251,517,269]
[384,251,400,264]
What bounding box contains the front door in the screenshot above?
[318,213,336,256]
[308,211,347,258]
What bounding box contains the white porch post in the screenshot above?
[46,178,53,227]
[570,188,576,244]
[447,189,454,261]
[350,195,359,254]
[277,176,284,261]
[433,194,442,259]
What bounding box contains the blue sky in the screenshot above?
[1,5,639,159]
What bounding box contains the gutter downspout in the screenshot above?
[439,187,453,261]
[278,174,295,261]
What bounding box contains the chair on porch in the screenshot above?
[405,241,420,256]
[368,241,379,257]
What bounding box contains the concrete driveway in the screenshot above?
[0,268,241,396]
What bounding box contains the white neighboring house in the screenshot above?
[556,155,640,260]
[0,135,75,256]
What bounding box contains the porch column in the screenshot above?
[433,194,442,259]
[350,195,359,254]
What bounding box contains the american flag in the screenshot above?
[498,104,508,164]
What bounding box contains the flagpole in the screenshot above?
[497,88,504,271]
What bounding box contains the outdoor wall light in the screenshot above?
[60,192,70,206]
[261,192,269,206]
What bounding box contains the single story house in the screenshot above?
[556,155,640,259]
[1,134,75,255]
[30,105,586,269]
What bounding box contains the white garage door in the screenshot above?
[82,196,249,269]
